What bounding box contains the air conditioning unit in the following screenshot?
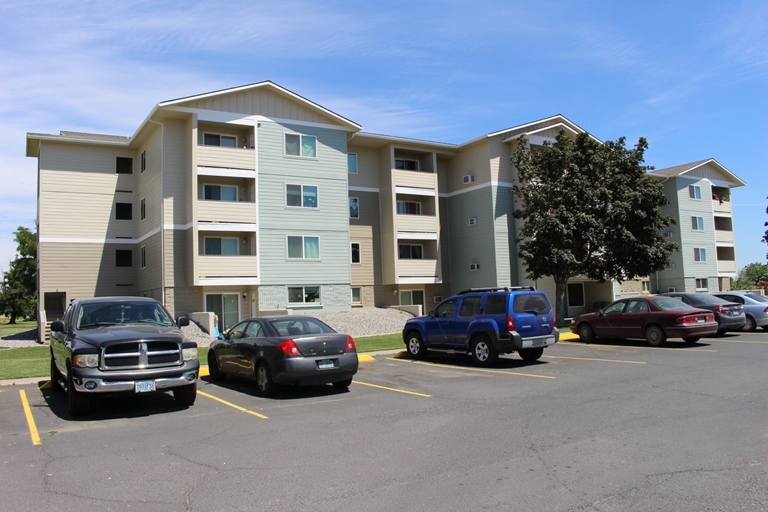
[462,174,475,184]
[433,295,443,303]
[467,217,477,226]
[469,263,480,271]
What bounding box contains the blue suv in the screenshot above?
[402,287,558,366]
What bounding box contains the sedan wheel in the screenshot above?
[682,337,699,344]
[332,378,353,389]
[470,335,498,367]
[645,325,667,347]
[255,361,275,397]
[741,316,756,332]
[578,323,595,344]
[207,351,226,382]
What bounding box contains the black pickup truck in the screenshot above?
[50,297,199,416]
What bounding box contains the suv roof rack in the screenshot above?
[456,286,536,295]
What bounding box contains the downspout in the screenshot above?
[148,117,165,306]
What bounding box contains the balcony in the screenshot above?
[712,199,732,215]
[398,259,440,278]
[197,145,255,170]
[714,230,734,244]
[198,255,258,279]
[396,214,438,233]
[717,259,737,274]
[393,169,436,191]
[197,200,256,224]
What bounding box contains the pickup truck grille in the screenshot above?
[101,341,182,370]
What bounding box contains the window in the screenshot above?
[604,301,627,314]
[688,185,701,200]
[286,184,318,208]
[694,247,707,262]
[691,216,704,231]
[140,198,146,220]
[567,283,585,307]
[351,287,362,304]
[140,245,146,269]
[116,202,133,220]
[695,278,708,290]
[203,133,237,147]
[642,280,651,292]
[399,244,423,259]
[288,286,321,304]
[116,249,133,267]
[350,243,361,264]
[204,184,238,202]
[459,296,481,317]
[400,290,425,309]
[285,133,317,158]
[395,158,419,171]
[348,153,358,174]
[204,237,238,255]
[349,197,359,219]
[116,157,133,174]
[44,291,67,317]
[484,295,507,315]
[287,236,320,259]
[396,201,421,215]
[140,150,146,172]
[432,298,456,318]
[626,300,650,313]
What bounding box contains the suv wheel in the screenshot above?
[405,332,427,360]
[470,335,498,367]
[519,347,544,361]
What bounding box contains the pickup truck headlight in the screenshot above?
[182,347,198,362]
[73,354,99,368]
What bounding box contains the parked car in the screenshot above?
[50,297,199,416]
[661,292,745,334]
[570,295,718,347]
[712,291,768,332]
[207,316,358,396]
[402,287,558,366]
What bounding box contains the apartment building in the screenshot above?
[26,82,747,334]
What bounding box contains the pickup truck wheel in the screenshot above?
[332,378,353,389]
[682,337,699,344]
[255,361,275,397]
[645,325,666,347]
[173,383,197,406]
[207,351,226,382]
[578,323,595,344]
[50,356,62,392]
[67,373,89,417]
[405,332,427,360]
[519,347,544,361]
[470,335,498,367]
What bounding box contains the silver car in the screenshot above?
[713,291,768,332]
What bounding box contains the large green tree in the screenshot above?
[0,226,37,324]
[763,196,768,262]
[732,262,768,290]
[511,131,677,325]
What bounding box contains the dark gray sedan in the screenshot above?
[207,316,358,396]
[662,292,746,334]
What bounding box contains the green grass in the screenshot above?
[0,318,38,338]
[0,333,404,381]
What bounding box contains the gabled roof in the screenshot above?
[650,158,746,188]
[158,80,362,131]
[26,131,131,156]
[458,114,589,148]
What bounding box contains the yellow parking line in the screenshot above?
[558,341,717,352]
[390,358,556,379]
[353,380,431,397]
[199,367,210,377]
[19,390,41,446]
[545,355,646,364]
[358,354,375,362]
[39,381,52,390]
[197,390,268,419]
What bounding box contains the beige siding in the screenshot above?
[393,169,437,190]
[348,146,382,189]
[379,145,396,284]
[445,139,490,193]
[197,200,258,224]
[350,191,380,288]
[137,233,162,292]
[198,255,258,278]
[197,146,255,170]
[396,214,438,233]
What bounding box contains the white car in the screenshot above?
[713,291,768,332]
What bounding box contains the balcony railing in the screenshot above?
[197,200,257,224]
[396,214,438,233]
[398,259,440,278]
[712,199,732,214]
[197,146,255,170]
[198,255,258,278]
[716,259,737,274]
[714,230,734,244]
[393,169,437,190]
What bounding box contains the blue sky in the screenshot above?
[1,0,766,274]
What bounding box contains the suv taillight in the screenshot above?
[507,315,515,332]
[277,339,301,356]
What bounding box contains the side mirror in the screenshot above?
[51,320,65,332]
[598,310,605,316]
[177,316,190,327]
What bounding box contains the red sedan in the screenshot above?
[570,295,718,347]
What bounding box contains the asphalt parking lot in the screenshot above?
[2,332,767,511]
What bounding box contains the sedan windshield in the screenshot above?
[651,297,690,311]
[77,302,174,329]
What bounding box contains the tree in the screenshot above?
[0,226,37,324]
[511,131,677,325]
[732,262,768,290]
[763,196,768,262]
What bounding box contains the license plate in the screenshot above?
[532,338,550,348]
[135,381,156,393]
[317,359,335,370]
[697,317,705,323]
